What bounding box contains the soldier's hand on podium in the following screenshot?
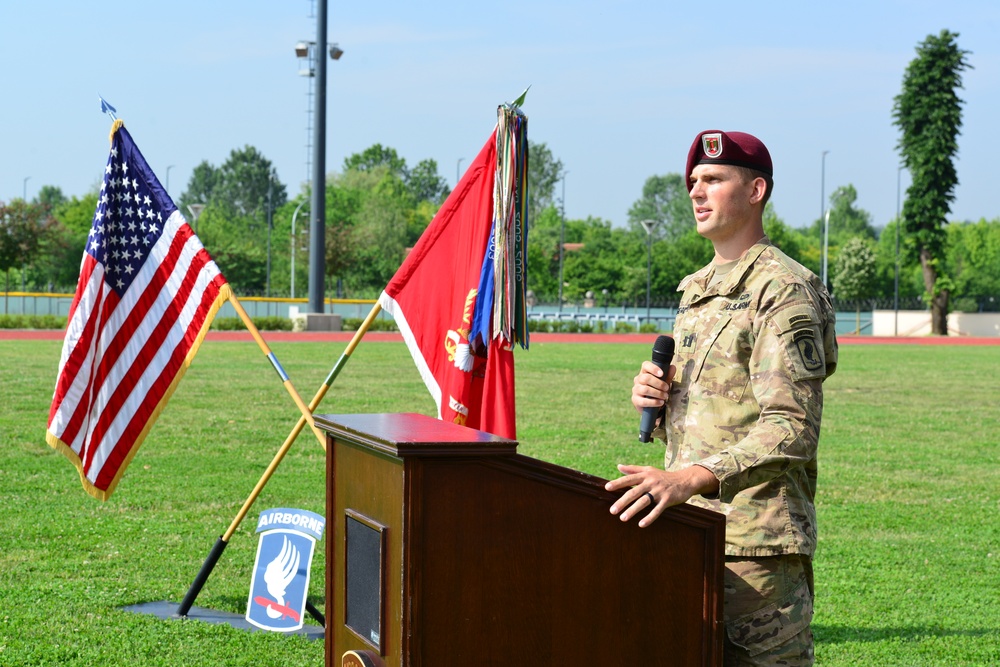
[605,464,719,528]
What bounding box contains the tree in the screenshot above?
[526,141,563,227]
[342,144,407,177]
[832,236,879,333]
[524,205,563,300]
[650,226,714,300]
[872,218,923,307]
[53,192,99,235]
[627,173,694,241]
[35,185,67,210]
[406,158,450,204]
[945,218,1000,311]
[192,206,267,293]
[763,204,809,269]
[893,29,971,334]
[342,145,449,205]
[177,161,217,220]
[177,148,286,224]
[0,200,56,300]
[826,185,877,243]
[212,145,286,218]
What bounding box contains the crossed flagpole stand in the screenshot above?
[175,301,384,621]
[93,97,387,626]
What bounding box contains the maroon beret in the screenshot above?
[685,130,772,191]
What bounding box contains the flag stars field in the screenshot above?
[46,121,231,501]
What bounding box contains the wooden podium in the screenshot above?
[317,413,724,667]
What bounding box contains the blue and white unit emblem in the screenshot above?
[245,507,325,632]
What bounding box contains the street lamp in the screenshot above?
[557,172,568,312]
[820,150,829,288]
[640,219,660,324]
[895,165,905,336]
[821,209,831,288]
[290,200,308,299]
[456,157,464,187]
[21,176,30,291]
[820,150,829,223]
[295,2,343,316]
[265,177,273,304]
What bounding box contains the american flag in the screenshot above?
[46,122,229,500]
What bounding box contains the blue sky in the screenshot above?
[2,1,998,231]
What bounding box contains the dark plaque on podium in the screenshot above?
[318,412,725,667]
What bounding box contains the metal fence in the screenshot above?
[0,292,392,324]
[18,291,1000,337]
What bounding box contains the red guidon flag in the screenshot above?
[378,105,528,439]
[46,121,229,500]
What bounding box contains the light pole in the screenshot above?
[295,1,343,316]
[895,165,905,336]
[21,176,30,291]
[821,209,831,288]
[557,172,568,312]
[820,150,829,288]
[265,178,273,306]
[309,3,327,318]
[456,158,464,187]
[640,219,660,324]
[290,200,308,300]
[820,150,829,223]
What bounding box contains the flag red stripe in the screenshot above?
[56,279,119,452]
[81,227,211,473]
[92,260,224,488]
[48,255,103,426]
[67,226,188,466]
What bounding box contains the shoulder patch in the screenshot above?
[768,303,827,380]
[771,304,818,334]
[793,332,824,372]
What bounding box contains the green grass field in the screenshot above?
[1,338,998,666]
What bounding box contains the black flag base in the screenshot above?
[120,600,325,640]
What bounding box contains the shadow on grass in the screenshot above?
[814,623,995,644]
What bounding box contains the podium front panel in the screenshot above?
[319,413,724,667]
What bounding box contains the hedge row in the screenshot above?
[341,318,659,334]
[211,316,293,331]
[0,314,294,332]
[0,314,67,329]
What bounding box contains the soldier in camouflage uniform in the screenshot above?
[606,130,838,666]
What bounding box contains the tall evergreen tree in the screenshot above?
[892,29,971,334]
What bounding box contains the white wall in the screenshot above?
[872,310,1000,337]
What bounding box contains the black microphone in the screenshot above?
[639,335,675,443]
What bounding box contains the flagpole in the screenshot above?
[227,293,327,449]
[175,301,383,617]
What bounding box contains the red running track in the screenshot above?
[2,330,998,345]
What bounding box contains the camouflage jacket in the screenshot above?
[661,241,838,557]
